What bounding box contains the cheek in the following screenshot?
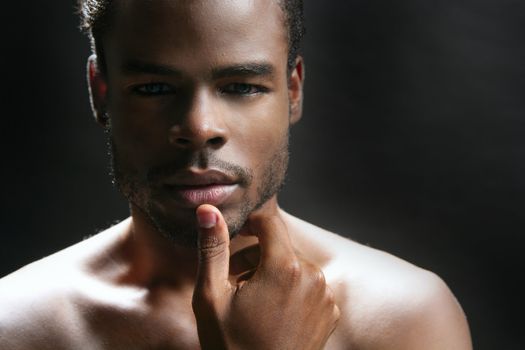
[231,122,289,182]
[109,98,172,168]
[226,94,290,157]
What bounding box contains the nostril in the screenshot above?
[207,137,224,146]
[175,138,191,145]
[168,134,225,148]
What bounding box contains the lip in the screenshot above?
[161,170,239,208]
[165,183,239,207]
[163,169,237,187]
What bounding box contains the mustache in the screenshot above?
[146,151,253,187]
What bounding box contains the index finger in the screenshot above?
[243,213,296,267]
[194,204,232,295]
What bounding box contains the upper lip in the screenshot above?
[162,169,237,187]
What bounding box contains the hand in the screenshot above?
[192,204,340,350]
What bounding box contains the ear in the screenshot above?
[87,54,109,127]
[288,56,305,125]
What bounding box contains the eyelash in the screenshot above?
[220,83,268,96]
[131,82,268,97]
[133,83,175,96]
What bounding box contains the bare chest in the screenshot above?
[77,291,201,350]
[75,293,348,350]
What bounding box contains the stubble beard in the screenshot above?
[106,129,289,247]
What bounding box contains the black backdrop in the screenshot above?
[1,1,523,348]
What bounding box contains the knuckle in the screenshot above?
[325,286,335,304]
[198,238,228,261]
[301,261,326,289]
[312,269,327,287]
[333,304,341,323]
[282,258,302,283]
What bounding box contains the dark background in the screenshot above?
[1,1,523,348]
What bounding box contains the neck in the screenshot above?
[115,198,281,288]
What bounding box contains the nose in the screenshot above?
[168,90,228,150]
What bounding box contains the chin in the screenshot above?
[144,200,254,247]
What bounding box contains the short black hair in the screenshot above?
[77,0,305,75]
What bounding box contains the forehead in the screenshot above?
[104,0,288,73]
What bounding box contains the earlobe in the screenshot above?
[87,54,109,127]
[289,56,305,125]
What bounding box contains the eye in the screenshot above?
[133,83,175,96]
[220,83,266,96]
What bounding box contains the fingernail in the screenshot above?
[197,211,217,229]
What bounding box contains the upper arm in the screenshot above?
[368,272,473,350]
[330,266,472,350]
[397,273,472,350]
[0,269,80,350]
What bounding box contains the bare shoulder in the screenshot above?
[0,219,130,349]
[283,212,472,350]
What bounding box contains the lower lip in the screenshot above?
[165,184,238,208]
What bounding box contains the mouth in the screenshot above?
[161,170,240,208]
[164,183,239,207]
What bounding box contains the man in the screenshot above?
[0,0,472,349]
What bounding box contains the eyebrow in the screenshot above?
[121,60,183,77]
[120,60,274,80]
[211,63,275,79]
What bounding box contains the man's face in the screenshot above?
[97,0,302,246]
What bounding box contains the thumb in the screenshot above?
[194,204,231,296]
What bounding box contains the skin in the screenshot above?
[0,0,472,349]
